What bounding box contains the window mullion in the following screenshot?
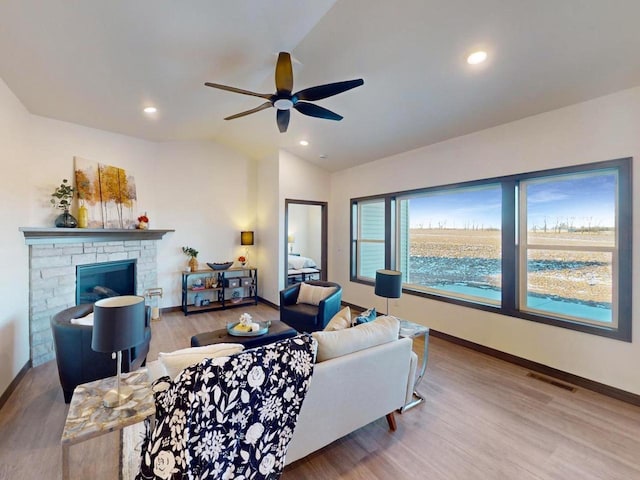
[502,180,517,314]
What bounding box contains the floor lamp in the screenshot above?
[91,295,146,407]
[375,269,402,316]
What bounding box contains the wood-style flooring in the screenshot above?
[1,304,639,479]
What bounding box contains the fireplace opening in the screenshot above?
[76,260,136,304]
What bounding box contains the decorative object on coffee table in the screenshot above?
[91,295,146,407]
[375,269,402,316]
[182,246,199,272]
[227,312,269,336]
[51,178,78,228]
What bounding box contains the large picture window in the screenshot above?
[350,158,632,341]
[519,171,618,328]
[398,184,502,306]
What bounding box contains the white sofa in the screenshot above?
[286,334,416,464]
[147,317,417,465]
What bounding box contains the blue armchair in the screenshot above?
[280,281,342,332]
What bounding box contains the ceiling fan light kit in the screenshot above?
[205,52,363,133]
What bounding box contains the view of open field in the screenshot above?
[407,229,612,305]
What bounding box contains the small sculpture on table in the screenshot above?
[228,313,269,336]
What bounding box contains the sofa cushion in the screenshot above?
[312,315,399,362]
[158,343,244,379]
[297,282,336,306]
[324,306,351,331]
[354,307,377,325]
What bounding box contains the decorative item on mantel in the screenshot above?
[182,246,199,272]
[77,201,88,228]
[137,212,149,230]
[50,179,78,228]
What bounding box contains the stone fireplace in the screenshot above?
[21,228,172,366]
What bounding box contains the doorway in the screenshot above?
[284,199,328,288]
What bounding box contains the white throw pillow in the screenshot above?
[312,315,399,362]
[324,306,351,331]
[70,312,94,326]
[158,343,244,379]
[296,282,336,306]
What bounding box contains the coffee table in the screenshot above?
[191,320,298,349]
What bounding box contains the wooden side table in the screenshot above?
[398,319,430,412]
[61,369,154,480]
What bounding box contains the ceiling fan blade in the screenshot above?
[294,102,343,121]
[275,52,293,95]
[277,109,290,133]
[295,78,364,101]
[224,102,272,121]
[205,82,271,99]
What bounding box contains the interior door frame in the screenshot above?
[284,199,328,288]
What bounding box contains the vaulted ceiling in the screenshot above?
[2,1,640,171]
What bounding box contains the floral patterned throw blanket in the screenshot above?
[136,335,316,480]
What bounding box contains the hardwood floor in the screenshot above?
[1,304,639,479]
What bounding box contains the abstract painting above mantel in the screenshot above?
[74,156,138,229]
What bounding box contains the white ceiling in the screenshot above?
[2,0,640,172]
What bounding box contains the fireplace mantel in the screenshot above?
[19,227,174,245]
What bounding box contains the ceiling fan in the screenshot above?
[205,52,364,133]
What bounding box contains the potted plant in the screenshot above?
[182,246,199,271]
[50,179,77,228]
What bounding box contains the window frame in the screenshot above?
[350,157,632,341]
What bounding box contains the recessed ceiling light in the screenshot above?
[467,51,488,65]
[143,106,157,114]
[299,140,309,146]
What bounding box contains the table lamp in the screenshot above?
[91,295,146,407]
[287,233,295,253]
[240,230,254,266]
[375,269,402,316]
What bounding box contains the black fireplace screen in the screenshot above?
[76,260,136,304]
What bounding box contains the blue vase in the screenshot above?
[55,209,78,228]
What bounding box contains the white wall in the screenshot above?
[257,153,280,304]
[152,141,257,306]
[0,78,31,396]
[0,77,258,397]
[330,86,640,395]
